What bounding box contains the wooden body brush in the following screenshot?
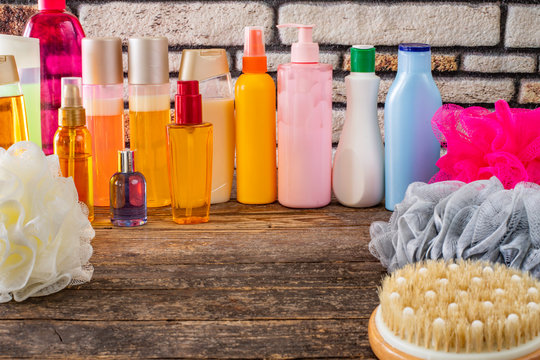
[368,260,540,360]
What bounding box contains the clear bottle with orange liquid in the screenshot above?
[0,55,29,150]
[235,26,276,204]
[166,80,213,224]
[82,37,125,206]
[53,77,94,221]
[128,37,171,208]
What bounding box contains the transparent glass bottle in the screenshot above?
[167,80,213,224]
[109,149,147,227]
[53,77,94,222]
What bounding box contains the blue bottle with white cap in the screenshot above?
[384,43,442,211]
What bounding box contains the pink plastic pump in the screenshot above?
[276,24,318,63]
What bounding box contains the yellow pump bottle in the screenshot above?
[234,26,276,204]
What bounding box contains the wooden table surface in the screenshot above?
[0,200,392,359]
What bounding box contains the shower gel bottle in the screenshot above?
[82,37,125,206]
[332,46,383,208]
[235,26,276,204]
[24,0,85,155]
[276,24,333,208]
[128,37,171,208]
[384,43,442,211]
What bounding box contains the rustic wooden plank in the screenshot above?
[92,202,391,230]
[90,226,378,265]
[0,287,378,321]
[82,262,386,290]
[0,320,376,359]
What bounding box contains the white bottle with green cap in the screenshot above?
[332,45,383,208]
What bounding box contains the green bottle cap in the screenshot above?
[350,45,375,73]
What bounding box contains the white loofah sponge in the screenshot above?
[0,142,94,302]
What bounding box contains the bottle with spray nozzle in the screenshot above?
[276,24,333,209]
[53,77,94,222]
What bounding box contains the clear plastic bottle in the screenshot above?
[0,55,29,150]
[82,37,125,207]
[128,37,171,208]
[23,0,85,155]
[109,150,147,227]
[276,24,333,208]
[53,77,93,222]
[384,43,442,211]
[179,49,233,204]
[235,26,276,204]
[333,46,383,208]
[166,81,213,224]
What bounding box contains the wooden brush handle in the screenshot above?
[368,306,540,360]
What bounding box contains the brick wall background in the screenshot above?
[1,0,539,144]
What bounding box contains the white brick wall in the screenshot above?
[278,3,500,46]
[505,5,540,48]
[462,54,537,73]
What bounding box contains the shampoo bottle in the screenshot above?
[384,43,442,211]
[23,0,85,155]
[128,37,171,208]
[53,77,93,222]
[0,35,41,147]
[235,26,276,204]
[276,24,333,208]
[179,49,234,204]
[0,55,29,150]
[82,37,125,206]
[166,81,213,225]
[332,46,383,207]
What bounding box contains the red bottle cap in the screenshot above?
[242,26,267,73]
[175,80,202,125]
[38,0,66,11]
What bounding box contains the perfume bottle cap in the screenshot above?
[82,37,123,85]
[242,26,267,73]
[277,24,319,63]
[118,149,135,173]
[175,80,202,125]
[128,37,169,85]
[179,49,229,81]
[38,0,65,11]
[59,77,86,126]
[350,45,375,73]
[0,55,20,85]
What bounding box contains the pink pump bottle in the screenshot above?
[24,0,85,155]
[276,24,333,208]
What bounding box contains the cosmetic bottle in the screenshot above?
[166,80,213,225]
[0,55,29,150]
[53,77,93,222]
[276,24,333,209]
[235,27,276,204]
[179,49,233,204]
[333,46,383,208]
[0,35,41,147]
[384,43,442,211]
[23,0,85,155]
[109,149,147,227]
[128,37,171,208]
[82,37,125,207]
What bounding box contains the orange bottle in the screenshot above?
[82,37,125,206]
[235,27,276,204]
[166,81,213,224]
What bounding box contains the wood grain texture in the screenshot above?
[0,201,389,359]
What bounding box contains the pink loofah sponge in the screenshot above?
[430,100,540,189]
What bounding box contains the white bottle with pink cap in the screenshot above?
[276,24,333,208]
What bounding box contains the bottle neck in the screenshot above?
[397,50,432,74]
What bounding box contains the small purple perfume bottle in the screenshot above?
[109,149,147,226]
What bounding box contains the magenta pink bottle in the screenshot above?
[24,0,85,155]
[276,24,333,208]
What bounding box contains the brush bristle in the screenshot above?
[379,260,540,353]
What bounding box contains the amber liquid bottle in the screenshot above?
[53,77,94,222]
[166,80,213,224]
[0,55,29,150]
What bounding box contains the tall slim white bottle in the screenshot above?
[332,45,383,207]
